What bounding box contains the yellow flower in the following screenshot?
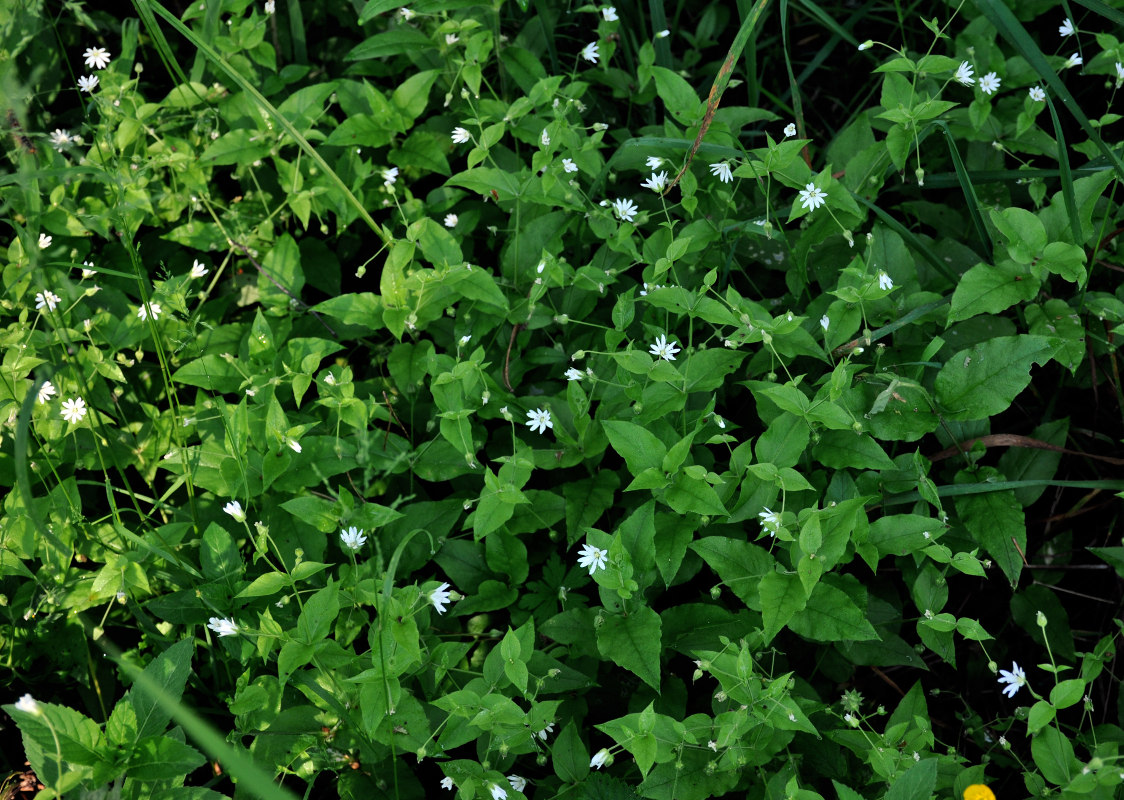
[964,785,995,800]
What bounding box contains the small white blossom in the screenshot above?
[61,397,87,424]
[979,72,1001,95]
[649,333,680,361]
[646,156,663,169]
[562,157,578,173]
[709,162,733,183]
[286,438,301,453]
[798,183,826,211]
[37,381,57,405]
[1059,17,1074,37]
[858,40,873,51]
[207,617,239,637]
[1029,86,1046,102]
[878,271,893,291]
[565,367,584,381]
[49,129,72,149]
[577,543,608,575]
[35,291,61,311]
[641,171,667,192]
[440,777,455,790]
[459,334,471,345]
[590,748,611,768]
[429,582,453,613]
[759,507,781,535]
[451,126,471,144]
[998,661,1026,698]
[1065,53,1083,69]
[1116,62,1124,84]
[507,775,527,792]
[954,61,975,86]
[264,0,275,13]
[14,695,41,715]
[83,47,112,69]
[38,233,52,249]
[400,7,415,20]
[190,260,209,278]
[137,302,162,322]
[445,34,459,45]
[526,407,553,434]
[78,74,99,92]
[541,128,550,146]
[656,29,669,38]
[536,722,555,740]
[783,123,796,138]
[581,41,600,64]
[611,197,637,222]
[444,213,458,228]
[382,166,398,187]
[820,314,829,331]
[223,500,246,522]
[340,527,367,551]
[715,415,725,429]
[488,783,507,800]
[602,6,618,20]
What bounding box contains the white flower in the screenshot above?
[639,282,664,296]
[602,6,618,20]
[798,182,826,211]
[429,581,453,614]
[979,72,1001,95]
[561,158,578,173]
[445,34,459,45]
[820,314,829,331]
[223,500,246,522]
[400,7,415,20]
[264,0,275,13]
[707,740,718,751]
[536,722,555,740]
[507,775,527,792]
[37,381,57,405]
[844,713,858,726]
[540,128,550,147]
[451,126,471,144]
[1065,53,1083,69]
[78,74,99,92]
[709,162,733,183]
[81,261,96,278]
[526,407,553,434]
[641,171,667,192]
[581,41,600,64]
[1059,17,1074,37]
[83,47,112,69]
[1116,62,1124,83]
[287,438,301,453]
[1028,86,1046,102]
[207,617,239,637]
[783,123,796,138]
[137,301,162,321]
[998,661,1026,698]
[488,783,507,800]
[35,291,61,311]
[953,61,975,86]
[190,259,209,278]
[444,213,458,228]
[590,748,611,768]
[38,233,52,249]
[715,415,725,429]
[759,507,781,534]
[60,397,87,424]
[592,122,608,131]
[577,543,608,575]
[340,527,367,551]
[459,334,471,345]
[49,129,72,149]
[382,166,398,187]
[440,777,455,790]
[611,197,637,222]
[858,40,873,51]
[646,156,663,169]
[656,29,669,38]
[14,695,41,715]
[878,271,893,291]
[649,333,680,361]
[565,367,584,381]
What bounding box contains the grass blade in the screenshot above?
[932,120,991,254]
[1044,93,1082,243]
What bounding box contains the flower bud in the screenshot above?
[914,166,925,186]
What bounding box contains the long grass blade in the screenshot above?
[1044,93,1082,243]
[932,120,991,254]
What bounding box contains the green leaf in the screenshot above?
[1049,678,1085,709]
[1031,726,1077,786]
[990,207,1046,264]
[280,496,338,533]
[934,336,1057,421]
[128,639,195,741]
[200,522,242,582]
[759,571,807,644]
[297,582,339,644]
[1027,699,1056,734]
[125,736,206,781]
[665,472,727,516]
[955,474,1026,587]
[810,430,895,470]
[552,722,589,783]
[788,582,879,642]
[603,420,667,475]
[690,537,774,611]
[650,66,702,125]
[236,572,291,599]
[885,758,937,800]
[947,261,1041,324]
[596,606,663,691]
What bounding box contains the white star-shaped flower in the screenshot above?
[488,783,507,800]
[445,34,459,45]
[641,171,667,192]
[207,617,239,637]
[541,128,550,146]
[340,527,367,551]
[581,41,600,64]
[81,261,96,278]
[400,7,416,20]
[507,775,527,792]
[878,271,893,290]
[953,61,975,86]
[611,197,637,222]
[798,183,826,211]
[1028,86,1045,102]
[287,438,301,453]
[78,74,99,92]
[997,661,1026,698]
[536,722,555,740]
[382,166,398,187]
[646,156,663,169]
[37,381,57,404]
[562,158,578,173]
[61,397,87,424]
[526,407,553,434]
[429,581,453,614]
[444,213,458,228]
[38,233,52,249]
[759,507,781,535]
[1059,17,1074,37]
[979,72,1000,95]
[1065,53,1083,69]
[820,314,829,330]
[565,367,584,381]
[649,333,680,361]
[440,777,455,790]
[590,748,611,768]
[137,302,162,321]
[49,129,72,150]
[14,694,41,715]
[223,500,246,522]
[190,259,209,278]
[35,291,61,311]
[451,126,471,144]
[783,123,796,138]
[709,162,733,183]
[577,543,608,575]
[83,47,112,69]
[264,0,275,13]
[602,6,618,20]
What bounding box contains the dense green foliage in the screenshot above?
[2,0,1124,798]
